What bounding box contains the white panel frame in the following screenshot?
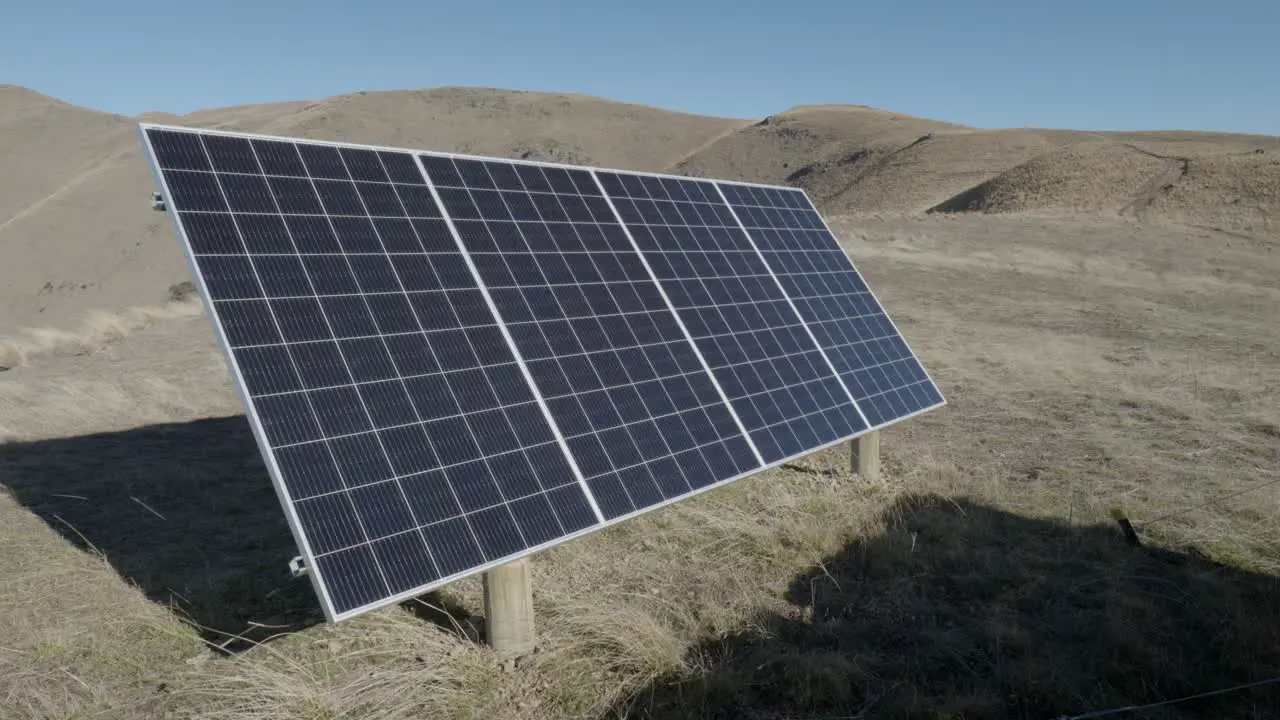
[136,123,945,624]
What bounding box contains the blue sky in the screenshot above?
[3,0,1276,135]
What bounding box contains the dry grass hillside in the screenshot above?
[2,85,1275,340]
[670,104,964,189]
[1,85,1279,719]
[0,86,137,224]
[673,105,1279,227]
[790,129,1070,213]
[0,87,741,336]
[929,141,1173,216]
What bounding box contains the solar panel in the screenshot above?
[594,172,866,464]
[139,124,943,622]
[419,156,757,521]
[717,184,945,427]
[142,128,600,618]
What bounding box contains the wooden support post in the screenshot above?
[482,558,535,660]
[851,431,880,482]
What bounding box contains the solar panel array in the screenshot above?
[140,124,943,621]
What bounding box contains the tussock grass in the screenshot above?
[164,611,507,720]
[0,297,203,370]
[0,500,203,718]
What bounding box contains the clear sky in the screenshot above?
[3,0,1276,135]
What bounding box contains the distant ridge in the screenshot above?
[0,84,1276,337]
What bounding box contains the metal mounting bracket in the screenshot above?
[289,555,308,578]
[151,191,166,211]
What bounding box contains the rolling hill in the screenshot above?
[0,86,744,335]
[0,84,1275,338]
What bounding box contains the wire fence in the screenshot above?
[1054,675,1280,719]
[1135,476,1280,529]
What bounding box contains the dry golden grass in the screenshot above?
[1,213,1278,718]
[669,105,1278,222]
[0,297,203,371]
[928,142,1170,215]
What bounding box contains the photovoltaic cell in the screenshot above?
[421,155,757,521]
[595,171,867,464]
[717,184,945,427]
[143,127,598,618]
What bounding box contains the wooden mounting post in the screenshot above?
[482,558,535,660]
[851,431,880,482]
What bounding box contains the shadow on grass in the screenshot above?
[401,591,485,645]
[0,415,324,650]
[612,494,1280,719]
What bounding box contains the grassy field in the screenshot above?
[1,213,1278,719]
